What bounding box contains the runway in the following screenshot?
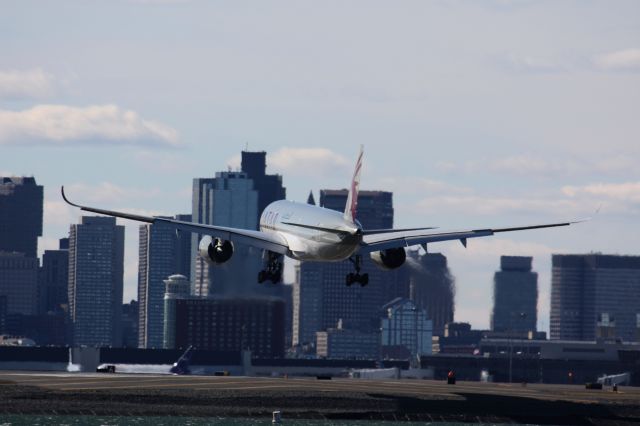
[2,371,639,402]
[1,371,639,424]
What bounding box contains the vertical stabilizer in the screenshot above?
[344,145,363,223]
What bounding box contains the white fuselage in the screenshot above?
[259,200,362,261]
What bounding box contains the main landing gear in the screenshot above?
[258,251,283,284]
[346,255,369,287]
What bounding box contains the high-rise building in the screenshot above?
[39,238,69,314]
[240,150,286,229]
[68,216,124,347]
[381,298,433,359]
[491,256,538,334]
[293,190,408,348]
[0,253,39,315]
[138,214,191,348]
[122,300,139,348]
[407,251,455,337]
[0,177,43,258]
[191,172,260,296]
[550,254,640,342]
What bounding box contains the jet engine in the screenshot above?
[198,236,234,265]
[370,247,406,270]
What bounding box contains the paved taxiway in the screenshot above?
[2,371,638,405]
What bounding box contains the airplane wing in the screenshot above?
[61,186,290,255]
[359,220,585,253]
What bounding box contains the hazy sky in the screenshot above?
[2,0,639,331]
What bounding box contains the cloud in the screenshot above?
[269,147,351,178]
[227,147,351,179]
[436,155,639,178]
[0,104,180,147]
[593,48,640,71]
[415,194,583,217]
[499,54,566,74]
[375,176,471,195]
[562,182,640,203]
[64,182,162,204]
[133,150,196,173]
[0,68,54,99]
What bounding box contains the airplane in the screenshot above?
[61,145,583,287]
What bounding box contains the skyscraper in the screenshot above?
[293,190,407,347]
[0,177,43,258]
[68,216,124,347]
[407,251,455,337]
[191,172,259,296]
[39,238,69,314]
[490,256,538,334]
[240,150,286,229]
[0,253,39,315]
[138,214,191,348]
[550,254,640,342]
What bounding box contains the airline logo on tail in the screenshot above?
[344,145,363,223]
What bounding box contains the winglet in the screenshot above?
[344,145,363,223]
[61,186,80,208]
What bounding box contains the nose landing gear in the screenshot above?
[346,255,369,287]
[258,251,283,284]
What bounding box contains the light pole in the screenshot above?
[509,312,526,383]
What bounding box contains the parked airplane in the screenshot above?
[61,146,582,286]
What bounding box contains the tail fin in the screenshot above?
[169,345,194,375]
[344,145,363,223]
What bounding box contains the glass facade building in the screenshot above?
[491,256,538,333]
[191,172,260,296]
[381,298,433,358]
[68,216,124,347]
[0,253,39,315]
[550,254,640,342]
[138,215,191,348]
[0,177,43,258]
[294,190,409,348]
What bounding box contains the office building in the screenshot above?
[240,150,286,228]
[316,325,379,359]
[191,172,260,296]
[407,250,455,337]
[0,177,43,258]
[550,254,640,342]
[122,300,139,348]
[170,296,285,358]
[293,190,407,348]
[491,256,538,334]
[293,190,408,345]
[68,216,124,347]
[39,238,69,314]
[381,298,433,359]
[0,253,39,315]
[138,214,191,348]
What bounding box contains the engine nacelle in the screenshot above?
[370,247,406,270]
[198,236,234,265]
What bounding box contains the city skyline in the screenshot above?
[2,1,638,331]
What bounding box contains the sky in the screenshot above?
[2,0,639,332]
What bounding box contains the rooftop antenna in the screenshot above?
[245,141,249,151]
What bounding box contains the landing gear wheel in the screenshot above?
[360,273,369,287]
[346,255,367,287]
[346,273,355,286]
[259,251,284,284]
